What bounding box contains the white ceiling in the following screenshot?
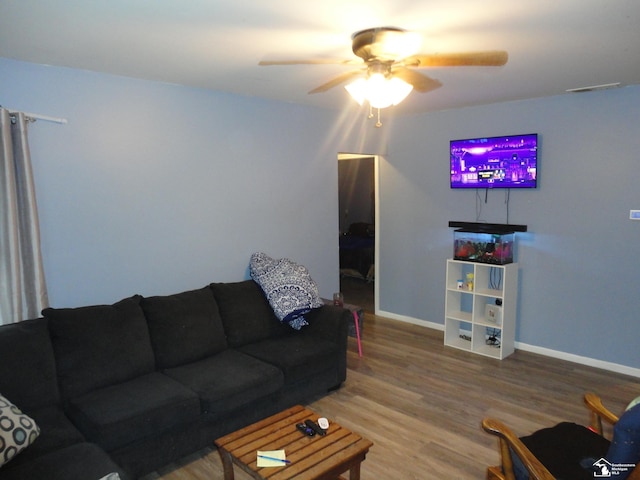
[1,0,639,115]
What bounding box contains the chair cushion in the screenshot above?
[163,349,284,415]
[0,394,40,467]
[238,335,339,384]
[141,287,228,369]
[210,281,288,347]
[0,318,60,409]
[44,296,155,399]
[0,442,129,480]
[65,372,200,450]
[520,422,610,479]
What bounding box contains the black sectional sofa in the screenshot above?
[0,280,350,479]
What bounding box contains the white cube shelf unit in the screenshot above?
[444,259,518,359]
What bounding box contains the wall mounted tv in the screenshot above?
[450,133,538,189]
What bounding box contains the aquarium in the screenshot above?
[453,229,514,264]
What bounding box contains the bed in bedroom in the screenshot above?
[339,222,375,281]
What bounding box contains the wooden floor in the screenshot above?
[141,313,638,479]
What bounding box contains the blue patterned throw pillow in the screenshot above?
[250,252,323,330]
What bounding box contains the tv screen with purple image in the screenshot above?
[450,133,538,189]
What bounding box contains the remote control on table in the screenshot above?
[305,419,326,436]
[296,422,315,436]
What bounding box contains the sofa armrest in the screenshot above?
[303,305,351,344]
[302,306,351,385]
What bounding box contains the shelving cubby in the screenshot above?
[444,259,518,359]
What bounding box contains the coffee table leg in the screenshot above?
[218,448,235,480]
[349,461,362,480]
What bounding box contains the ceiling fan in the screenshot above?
[259,27,508,124]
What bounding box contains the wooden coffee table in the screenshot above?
[214,405,373,480]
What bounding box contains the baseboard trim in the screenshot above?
[377,310,444,331]
[514,341,640,378]
[376,309,640,378]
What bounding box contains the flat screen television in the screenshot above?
[450,133,538,189]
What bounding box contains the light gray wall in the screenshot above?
[2,56,638,371]
[1,58,350,306]
[380,87,640,370]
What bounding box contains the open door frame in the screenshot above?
[337,152,380,314]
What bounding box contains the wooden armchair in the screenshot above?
[482,392,640,480]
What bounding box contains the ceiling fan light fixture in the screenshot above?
[344,78,368,105]
[367,73,392,108]
[261,25,508,126]
[387,77,414,105]
[345,74,413,109]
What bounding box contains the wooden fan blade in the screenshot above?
[402,50,508,67]
[392,67,442,93]
[308,70,364,94]
[259,58,359,66]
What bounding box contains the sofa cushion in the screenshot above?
[4,405,86,469]
[0,318,60,410]
[141,287,227,369]
[0,442,130,480]
[44,296,156,400]
[238,335,339,384]
[0,394,40,467]
[163,349,284,415]
[210,281,289,347]
[65,372,200,451]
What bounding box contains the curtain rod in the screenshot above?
[3,106,68,125]
[24,111,68,125]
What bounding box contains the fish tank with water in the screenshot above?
[453,229,514,265]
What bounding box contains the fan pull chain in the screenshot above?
[366,105,383,127]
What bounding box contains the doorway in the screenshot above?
[337,153,379,313]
